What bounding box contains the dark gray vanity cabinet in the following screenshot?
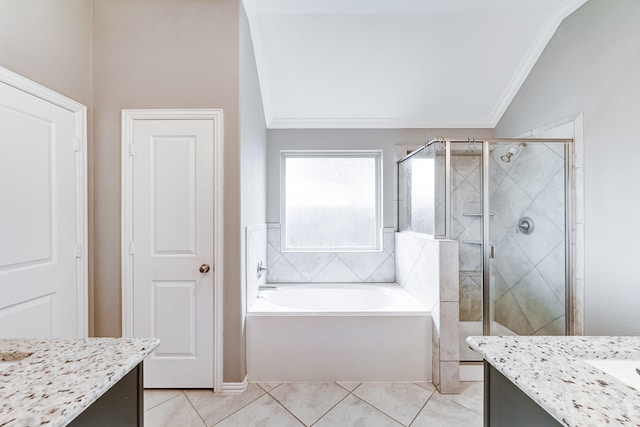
[68,363,144,427]
[484,363,562,427]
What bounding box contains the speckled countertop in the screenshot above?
[0,337,159,427]
[467,336,640,427]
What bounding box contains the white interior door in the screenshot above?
[131,118,215,388]
[0,78,83,338]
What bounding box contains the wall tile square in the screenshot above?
[269,256,306,283]
[494,234,534,288]
[312,257,360,283]
[512,202,564,265]
[495,291,533,335]
[510,268,564,332]
[439,302,460,361]
[508,143,563,199]
[535,168,566,230]
[439,241,459,302]
[491,174,532,228]
[439,361,461,394]
[266,224,395,283]
[246,225,267,307]
[282,252,334,281]
[365,255,395,282]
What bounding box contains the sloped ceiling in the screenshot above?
[243,0,588,129]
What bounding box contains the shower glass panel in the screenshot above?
[486,141,568,337]
[398,142,445,236]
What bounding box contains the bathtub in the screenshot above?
[247,283,431,382]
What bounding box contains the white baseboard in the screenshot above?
[220,375,248,394]
[460,364,484,382]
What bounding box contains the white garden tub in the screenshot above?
[247,283,431,382]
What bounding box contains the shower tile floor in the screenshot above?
[144,381,483,426]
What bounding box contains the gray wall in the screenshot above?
[2,0,247,382]
[0,0,92,105]
[92,0,243,381]
[267,129,494,228]
[240,5,267,230]
[0,0,94,333]
[240,2,267,369]
[495,0,640,335]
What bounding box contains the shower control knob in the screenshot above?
[517,217,535,235]
[199,263,211,273]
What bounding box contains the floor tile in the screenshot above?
[144,389,182,411]
[144,393,205,427]
[257,382,281,392]
[352,382,432,426]
[270,382,349,426]
[411,393,482,427]
[413,382,436,393]
[184,383,265,426]
[214,394,304,427]
[314,394,403,427]
[336,381,361,392]
[441,381,483,415]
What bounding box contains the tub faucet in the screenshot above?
[258,284,278,292]
[257,260,270,279]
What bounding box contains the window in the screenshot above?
[281,151,382,252]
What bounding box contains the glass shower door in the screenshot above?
[486,141,568,336]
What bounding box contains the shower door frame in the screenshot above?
[398,137,574,336]
[435,138,575,337]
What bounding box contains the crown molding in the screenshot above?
[267,116,494,129]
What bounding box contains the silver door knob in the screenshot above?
[199,264,211,273]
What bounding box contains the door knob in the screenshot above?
[199,264,211,273]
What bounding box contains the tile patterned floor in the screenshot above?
[144,381,483,427]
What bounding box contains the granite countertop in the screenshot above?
[0,337,159,427]
[467,335,640,427]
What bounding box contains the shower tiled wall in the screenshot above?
[452,143,566,335]
[266,224,395,283]
[450,154,482,321]
[490,143,566,335]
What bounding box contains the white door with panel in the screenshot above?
[0,74,86,338]
[130,118,215,388]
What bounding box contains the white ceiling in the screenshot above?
[243,0,588,129]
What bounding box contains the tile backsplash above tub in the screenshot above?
[267,224,395,283]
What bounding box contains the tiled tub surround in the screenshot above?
[267,224,395,283]
[467,335,640,426]
[247,283,431,382]
[246,224,268,306]
[450,144,566,336]
[395,232,460,394]
[0,337,159,427]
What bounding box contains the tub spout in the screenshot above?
[258,285,278,292]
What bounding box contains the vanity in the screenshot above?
[0,338,159,427]
[467,336,640,426]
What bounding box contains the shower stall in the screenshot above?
[397,138,573,362]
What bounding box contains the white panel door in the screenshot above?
[132,119,214,388]
[0,81,79,338]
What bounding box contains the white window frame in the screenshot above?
[280,150,383,252]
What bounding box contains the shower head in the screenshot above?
[500,142,528,163]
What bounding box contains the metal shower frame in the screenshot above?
[397,137,574,337]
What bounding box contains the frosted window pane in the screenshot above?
[284,155,378,249]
